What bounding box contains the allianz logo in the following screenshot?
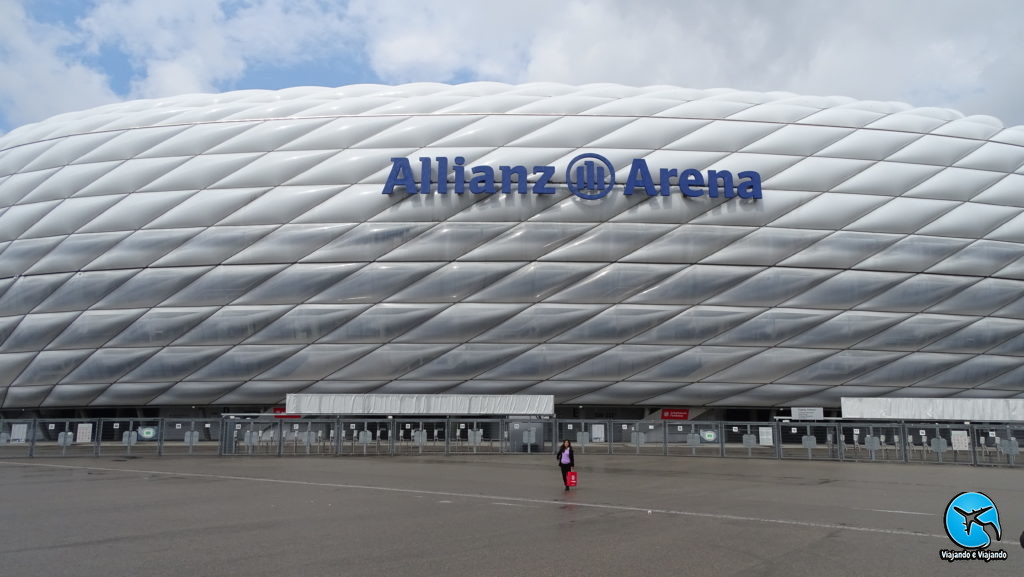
[383,153,762,200]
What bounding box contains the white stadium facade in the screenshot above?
[1,83,1024,420]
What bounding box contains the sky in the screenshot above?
[1,0,1023,134]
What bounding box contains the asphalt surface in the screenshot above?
[1,455,1022,577]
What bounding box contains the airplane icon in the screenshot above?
[954,506,1002,541]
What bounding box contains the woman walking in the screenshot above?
[556,439,575,490]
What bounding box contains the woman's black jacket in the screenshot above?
[556,446,574,467]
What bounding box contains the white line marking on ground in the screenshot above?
[0,461,945,539]
[861,509,935,516]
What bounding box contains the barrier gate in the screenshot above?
[722,423,779,459]
[778,422,840,461]
[609,421,664,455]
[506,420,551,454]
[394,419,447,455]
[839,422,907,463]
[0,416,1021,467]
[0,419,223,458]
[554,421,609,454]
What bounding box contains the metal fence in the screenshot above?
[1,417,1021,467]
[0,418,222,458]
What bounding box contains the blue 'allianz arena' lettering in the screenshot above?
[621,159,762,199]
[382,155,762,199]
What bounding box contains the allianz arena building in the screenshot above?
[2,83,1024,419]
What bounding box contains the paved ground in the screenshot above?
[0,455,1022,577]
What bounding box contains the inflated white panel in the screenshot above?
[286,393,554,415]
[2,83,1023,410]
[841,397,1024,421]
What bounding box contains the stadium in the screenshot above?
[1,83,1023,420]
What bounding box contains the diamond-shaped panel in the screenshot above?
[1,83,1023,409]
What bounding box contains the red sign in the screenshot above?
[272,407,299,419]
[660,409,690,420]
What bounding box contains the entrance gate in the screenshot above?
[505,420,552,454]
[838,422,906,463]
[0,420,33,458]
[2,416,1022,467]
[722,422,778,459]
[610,421,666,455]
[394,419,446,455]
[555,420,611,454]
[450,419,499,455]
[337,420,392,456]
[158,419,221,456]
[972,424,1022,466]
[29,420,98,458]
[778,422,840,461]
[666,422,723,458]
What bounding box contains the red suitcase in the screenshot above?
[567,471,578,487]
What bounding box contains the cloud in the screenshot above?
[350,0,1024,126]
[79,0,354,98]
[1,0,1023,132]
[348,1,542,83]
[0,0,119,128]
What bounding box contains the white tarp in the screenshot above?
[841,397,1024,422]
[286,394,554,416]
